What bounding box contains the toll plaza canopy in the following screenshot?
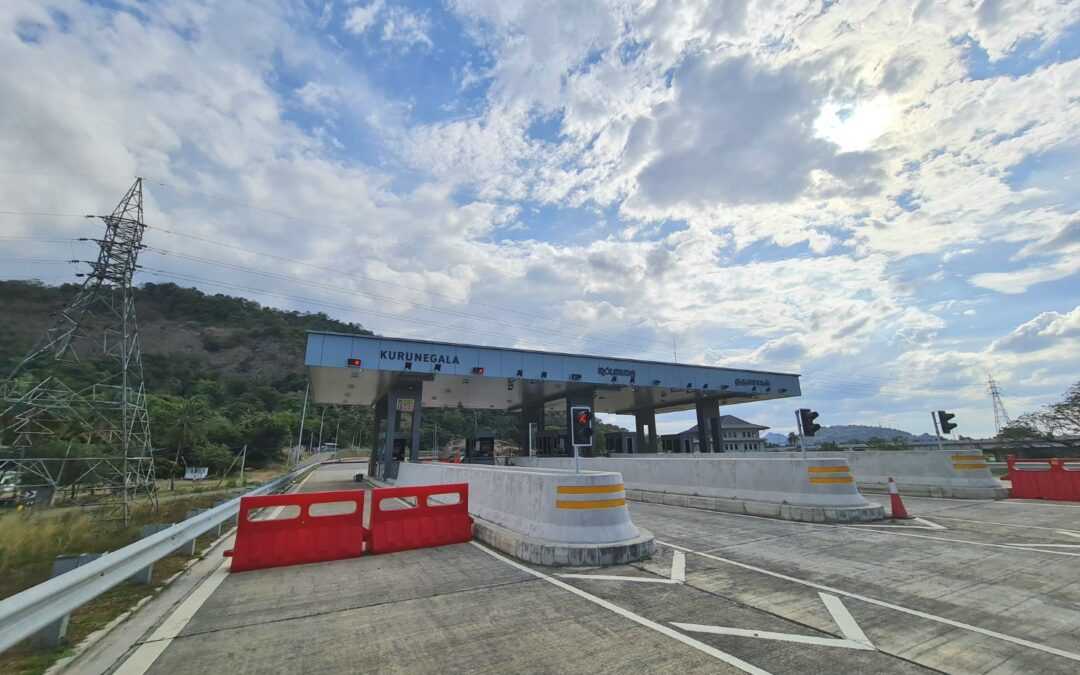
[305,332,801,413]
[305,331,801,477]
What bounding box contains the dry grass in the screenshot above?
[0,493,228,601]
[0,546,209,675]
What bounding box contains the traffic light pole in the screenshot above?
[931,411,944,452]
[795,410,807,459]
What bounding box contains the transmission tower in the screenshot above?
[987,373,1011,434]
[1,178,157,523]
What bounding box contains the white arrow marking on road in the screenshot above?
[558,550,686,585]
[672,592,876,651]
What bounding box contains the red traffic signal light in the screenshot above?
[570,406,593,446]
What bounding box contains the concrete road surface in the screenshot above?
[95,464,1080,675]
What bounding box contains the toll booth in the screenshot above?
[464,433,496,464]
[605,432,636,454]
[535,431,569,457]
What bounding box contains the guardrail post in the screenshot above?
[31,554,103,647]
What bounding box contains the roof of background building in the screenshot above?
[674,416,770,435]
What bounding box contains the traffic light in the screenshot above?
[936,410,957,434]
[570,406,593,446]
[798,408,821,437]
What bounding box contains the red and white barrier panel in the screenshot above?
[225,490,367,573]
[1007,456,1080,502]
[368,483,473,555]
[225,483,474,573]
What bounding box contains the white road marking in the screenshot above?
[820,592,872,647]
[845,517,945,531]
[1058,530,1080,539]
[848,528,1080,557]
[112,562,231,675]
[673,592,875,651]
[671,550,686,583]
[1000,544,1080,549]
[471,542,773,675]
[644,501,1078,557]
[931,515,1080,533]
[112,467,320,675]
[555,574,679,584]
[557,550,688,585]
[657,540,1080,665]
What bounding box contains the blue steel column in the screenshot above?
[383,390,399,479]
[409,401,423,462]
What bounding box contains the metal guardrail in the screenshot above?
[0,460,323,653]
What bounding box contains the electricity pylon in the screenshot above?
[987,373,1011,434]
[1,178,157,522]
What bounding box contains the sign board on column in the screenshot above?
[396,398,416,412]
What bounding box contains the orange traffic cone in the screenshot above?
[888,477,911,520]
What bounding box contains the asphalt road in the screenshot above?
[98,465,1080,675]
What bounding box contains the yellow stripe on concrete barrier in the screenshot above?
[556,498,627,510]
[557,484,625,495]
[807,466,849,473]
[809,476,854,484]
[952,463,989,471]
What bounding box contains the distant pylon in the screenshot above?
[987,373,1011,434]
[1,178,157,523]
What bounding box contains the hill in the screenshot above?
[0,280,602,471]
[764,426,934,447]
[0,280,372,393]
[811,425,935,444]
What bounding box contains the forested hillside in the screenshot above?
[1,280,617,475]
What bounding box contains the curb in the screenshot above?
[626,488,886,523]
[471,517,655,567]
[856,483,1009,500]
[42,525,238,675]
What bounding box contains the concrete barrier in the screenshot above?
[390,463,654,566]
[609,449,1008,499]
[516,456,884,523]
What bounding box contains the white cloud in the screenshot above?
[381,5,432,49]
[3,0,1079,439]
[344,0,432,50]
[991,306,1080,353]
[345,0,383,35]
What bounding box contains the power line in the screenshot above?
[0,211,95,218]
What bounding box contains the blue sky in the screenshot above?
[1,0,1079,438]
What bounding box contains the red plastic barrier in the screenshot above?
[368,483,473,554]
[1007,456,1080,502]
[225,490,366,572]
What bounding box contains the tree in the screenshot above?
[1004,380,1080,438]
